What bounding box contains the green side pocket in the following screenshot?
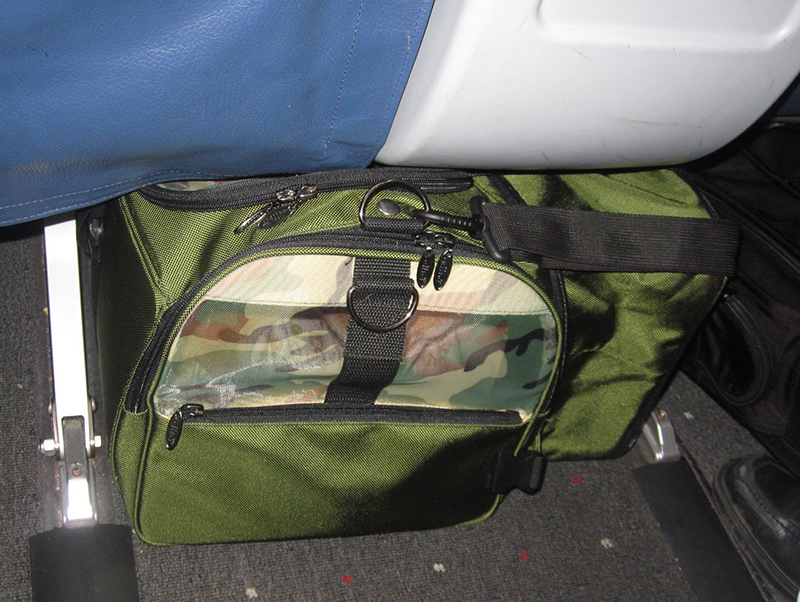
[135,417,518,544]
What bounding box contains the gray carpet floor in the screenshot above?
[0,223,49,601]
[0,220,776,602]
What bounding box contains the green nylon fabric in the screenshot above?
[502,172,710,217]
[502,172,722,457]
[125,186,476,305]
[100,169,724,544]
[112,409,150,521]
[130,416,514,544]
[96,206,161,444]
[541,270,719,458]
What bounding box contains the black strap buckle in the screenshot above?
[487,450,547,495]
[410,196,512,264]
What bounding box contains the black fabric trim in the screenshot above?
[481,204,740,275]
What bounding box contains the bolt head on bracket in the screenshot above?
[39,439,57,457]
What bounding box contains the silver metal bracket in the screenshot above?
[39,213,99,527]
[634,408,682,465]
[61,416,98,526]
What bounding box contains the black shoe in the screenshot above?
[715,455,800,601]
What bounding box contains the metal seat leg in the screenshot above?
[29,213,138,602]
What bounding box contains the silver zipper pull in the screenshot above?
[276,188,298,201]
[257,201,299,229]
[235,185,319,234]
[297,185,318,200]
[259,186,319,230]
[234,201,280,234]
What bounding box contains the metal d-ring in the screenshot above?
[346,284,419,333]
[359,180,431,229]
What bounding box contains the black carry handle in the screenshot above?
[473,200,740,276]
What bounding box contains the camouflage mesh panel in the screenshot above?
[154,254,557,420]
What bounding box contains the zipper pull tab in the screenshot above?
[415,233,437,288]
[257,185,318,230]
[433,234,455,290]
[234,201,280,234]
[166,403,205,450]
[297,185,318,200]
[234,185,318,234]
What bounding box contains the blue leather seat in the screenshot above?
[0,1,433,226]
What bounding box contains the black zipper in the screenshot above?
[737,213,800,280]
[126,227,536,413]
[689,179,800,276]
[743,145,800,201]
[713,291,771,405]
[139,168,475,212]
[165,403,522,450]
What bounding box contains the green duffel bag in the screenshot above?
[95,167,738,545]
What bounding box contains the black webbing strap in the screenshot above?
[480,204,740,275]
[486,450,547,495]
[324,257,413,405]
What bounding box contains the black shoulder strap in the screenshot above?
[480,204,740,275]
